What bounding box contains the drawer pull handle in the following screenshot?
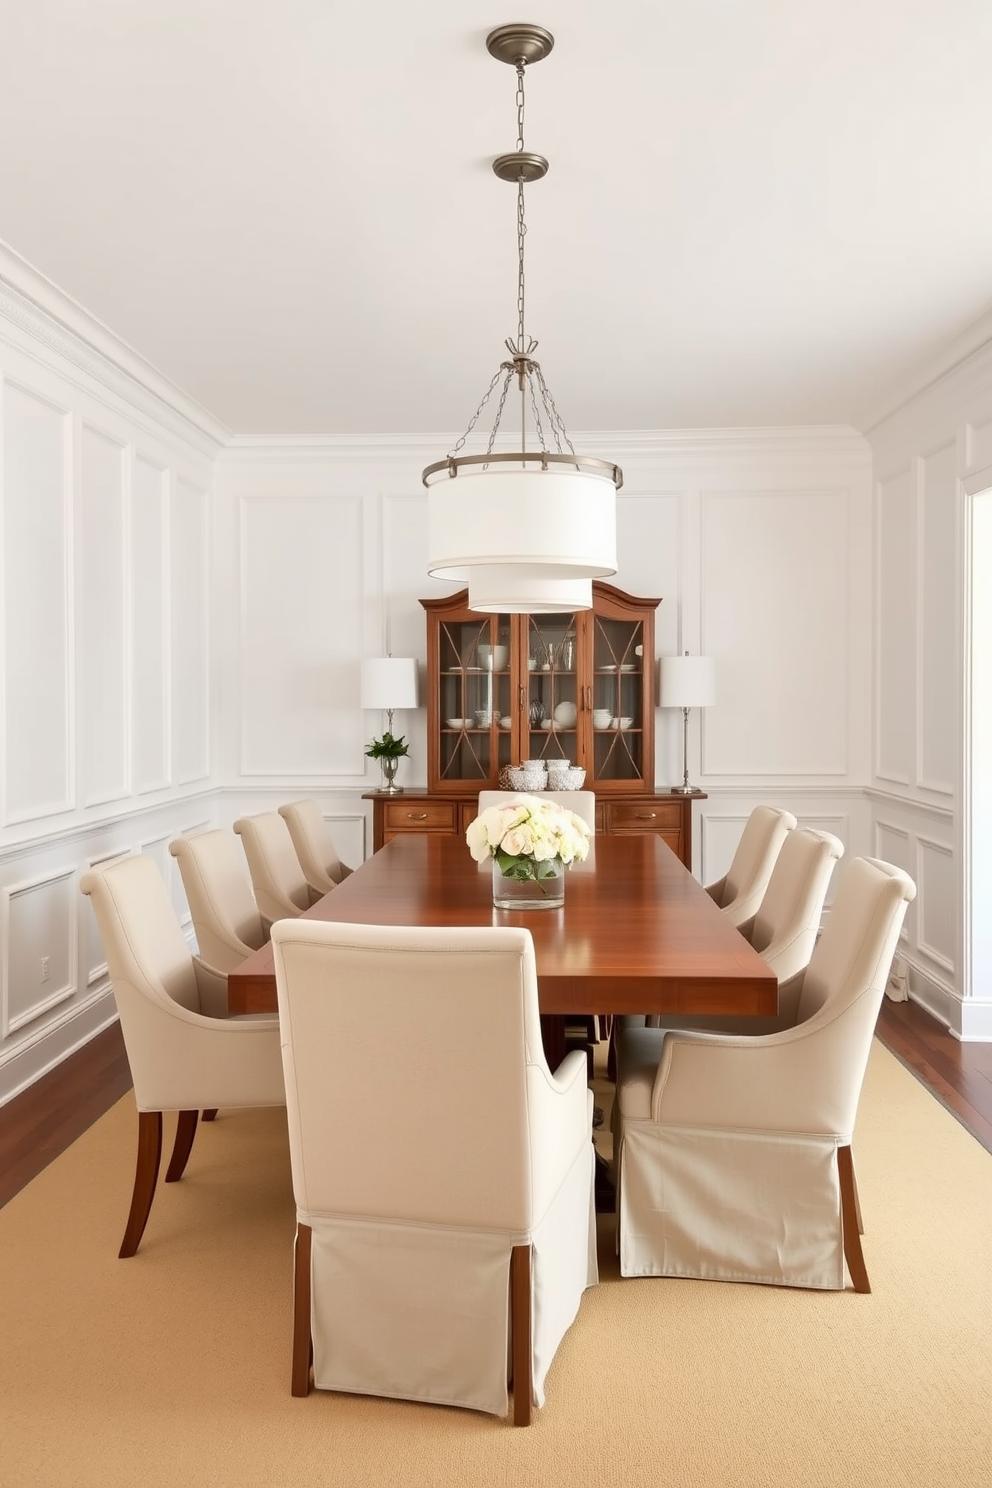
[635,812,657,819]
[408,812,429,821]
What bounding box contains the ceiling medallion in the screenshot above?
[424,23,621,614]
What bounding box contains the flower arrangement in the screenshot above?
[466,795,592,890]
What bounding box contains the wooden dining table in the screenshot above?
[228,832,777,1022]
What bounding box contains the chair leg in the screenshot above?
[838,1144,870,1293]
[202,1109,218,1123]
[165,1110,199,1183]
[119,1110,163,1259]
[292,1223,313,1397]
[510,1244,533,1426]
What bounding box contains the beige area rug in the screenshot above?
[1,1042,991,1488]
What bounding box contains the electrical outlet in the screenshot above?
[40,956,50,982]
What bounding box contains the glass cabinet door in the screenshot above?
[436,615,514,783]
[522,613,580,764]
[590,612,646,784]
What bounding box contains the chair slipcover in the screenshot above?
[705,804,796,927]
[477,790,597,832]
[278,798,354,902]
[233,812,310,929]
[80,854,285,1256]
[169,829,266,973]
[615,857,916,1290]
[271,920,598,1419]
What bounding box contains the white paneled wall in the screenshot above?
[868,338,992,1039]
[0,272,222,1103]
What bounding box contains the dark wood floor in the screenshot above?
[1,998,991,1211]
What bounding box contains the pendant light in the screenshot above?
[424,23,622,614]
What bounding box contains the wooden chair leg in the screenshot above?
[119,1110,163,1258]
[202,1109,218,1122]
[165,1110,199,1183]
[838,1144,870,1293]
[510,1244,532,1426]
[292,1223,313,1397]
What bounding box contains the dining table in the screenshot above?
[228,832,777,1027]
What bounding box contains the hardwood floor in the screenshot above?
[0,999,990,1212]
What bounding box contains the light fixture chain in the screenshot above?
[515,62,528,354]
[447,367,504,459]
[485,369,516,460]
[534,366,577,456]
[528,374,548,453]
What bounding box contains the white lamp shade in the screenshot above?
[468,567,593,614]
[426,468,618,581]
[659,654,716,709]
[361,657,420,711]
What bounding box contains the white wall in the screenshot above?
[215,425,874,899]
[0,264,223,1101]
[868,340,992,1039]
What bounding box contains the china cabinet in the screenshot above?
[364,584,704,868]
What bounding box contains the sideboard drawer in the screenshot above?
[383,800,456,834]
[608,802,683,833]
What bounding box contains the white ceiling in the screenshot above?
[2,0,992,439]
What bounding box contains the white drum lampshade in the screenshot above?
[360,657,420,716]
[467,566,593,614]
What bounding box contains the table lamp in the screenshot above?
[659,652,716,795]
[361,657,420,793]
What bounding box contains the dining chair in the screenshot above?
[643,825,845,1034]
[232,812,310,931]
[80,854,285,1257]
[277,798,354,903]
[169,829,267,973]
[271,919,598,1422]
[705,804,797,927]
[613,856,916,1290]
[477,789,596,832]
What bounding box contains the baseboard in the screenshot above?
[0,990,118,1107]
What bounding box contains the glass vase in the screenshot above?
[492,856,565,910]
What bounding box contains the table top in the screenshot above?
[227,834,777,1018]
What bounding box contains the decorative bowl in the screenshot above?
[611,716,634,730]
[499,715,512,729]
[562,766,586,789]
[592,709,612,729]
[445,717,466,729]
[553,700,577,728]
[474,709,493,727]
[478,644,509,671]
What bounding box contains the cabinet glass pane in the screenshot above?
[592,615,644,782]
[525,614,578,762]
[437,617,512,783]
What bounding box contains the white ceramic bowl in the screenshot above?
[445,717,466,729]
[592,709,612,729]
[499,715,512,729]
[562,766,586,789]
[478,644,509,671]
[611,716,634,730]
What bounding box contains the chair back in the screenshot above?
[477,790,596,832]
[233,812,310,924]
[749,827,844,985]
[271,921,547,1231]
[714,805,796,924]
[278,798,352,897]
[169,830,266,973]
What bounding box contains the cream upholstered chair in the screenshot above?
[614,856,916,1291]
[278,798,353,903]
[644,826,845,1034]
[169,829,266,973]
[233,812,310,930]
[80,855,285,1257]
[271,919,598,1423]
[477,790,596,832]
[705,804,796,928]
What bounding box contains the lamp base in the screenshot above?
[376,784,404,794]
[670,783,700,795]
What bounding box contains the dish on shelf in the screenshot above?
[445,718,467,729]
[610,716,634,730]
[540,720,556,731]
[600,663,618,671]
[465,665,482,672]
[499,716,513,729]
[619,663,637,672]
[478,644,509,671]
[592,709,613,729]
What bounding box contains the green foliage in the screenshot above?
[364,731,409,760]
[493,849,562,882]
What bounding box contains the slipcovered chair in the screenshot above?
[644,826,845,1034]
[278,798,354,903]
[477,790,596,832]
[169,829,266,973]
[80,855,285,1257]
[271,919,598,1423]
[705,804,796,928]
[233,812,310,931]
[614,856,916,1291]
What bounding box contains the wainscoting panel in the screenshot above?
[239,493,366,777]
[700,488,849,777]
[876,467,915,785]
[919,443,957,794]
[917,834,956,974]
[132,454,170,793]
[2,867,77,1037]
[172,478,210,786]
[2,380,72,825]
[79,423,129,808]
